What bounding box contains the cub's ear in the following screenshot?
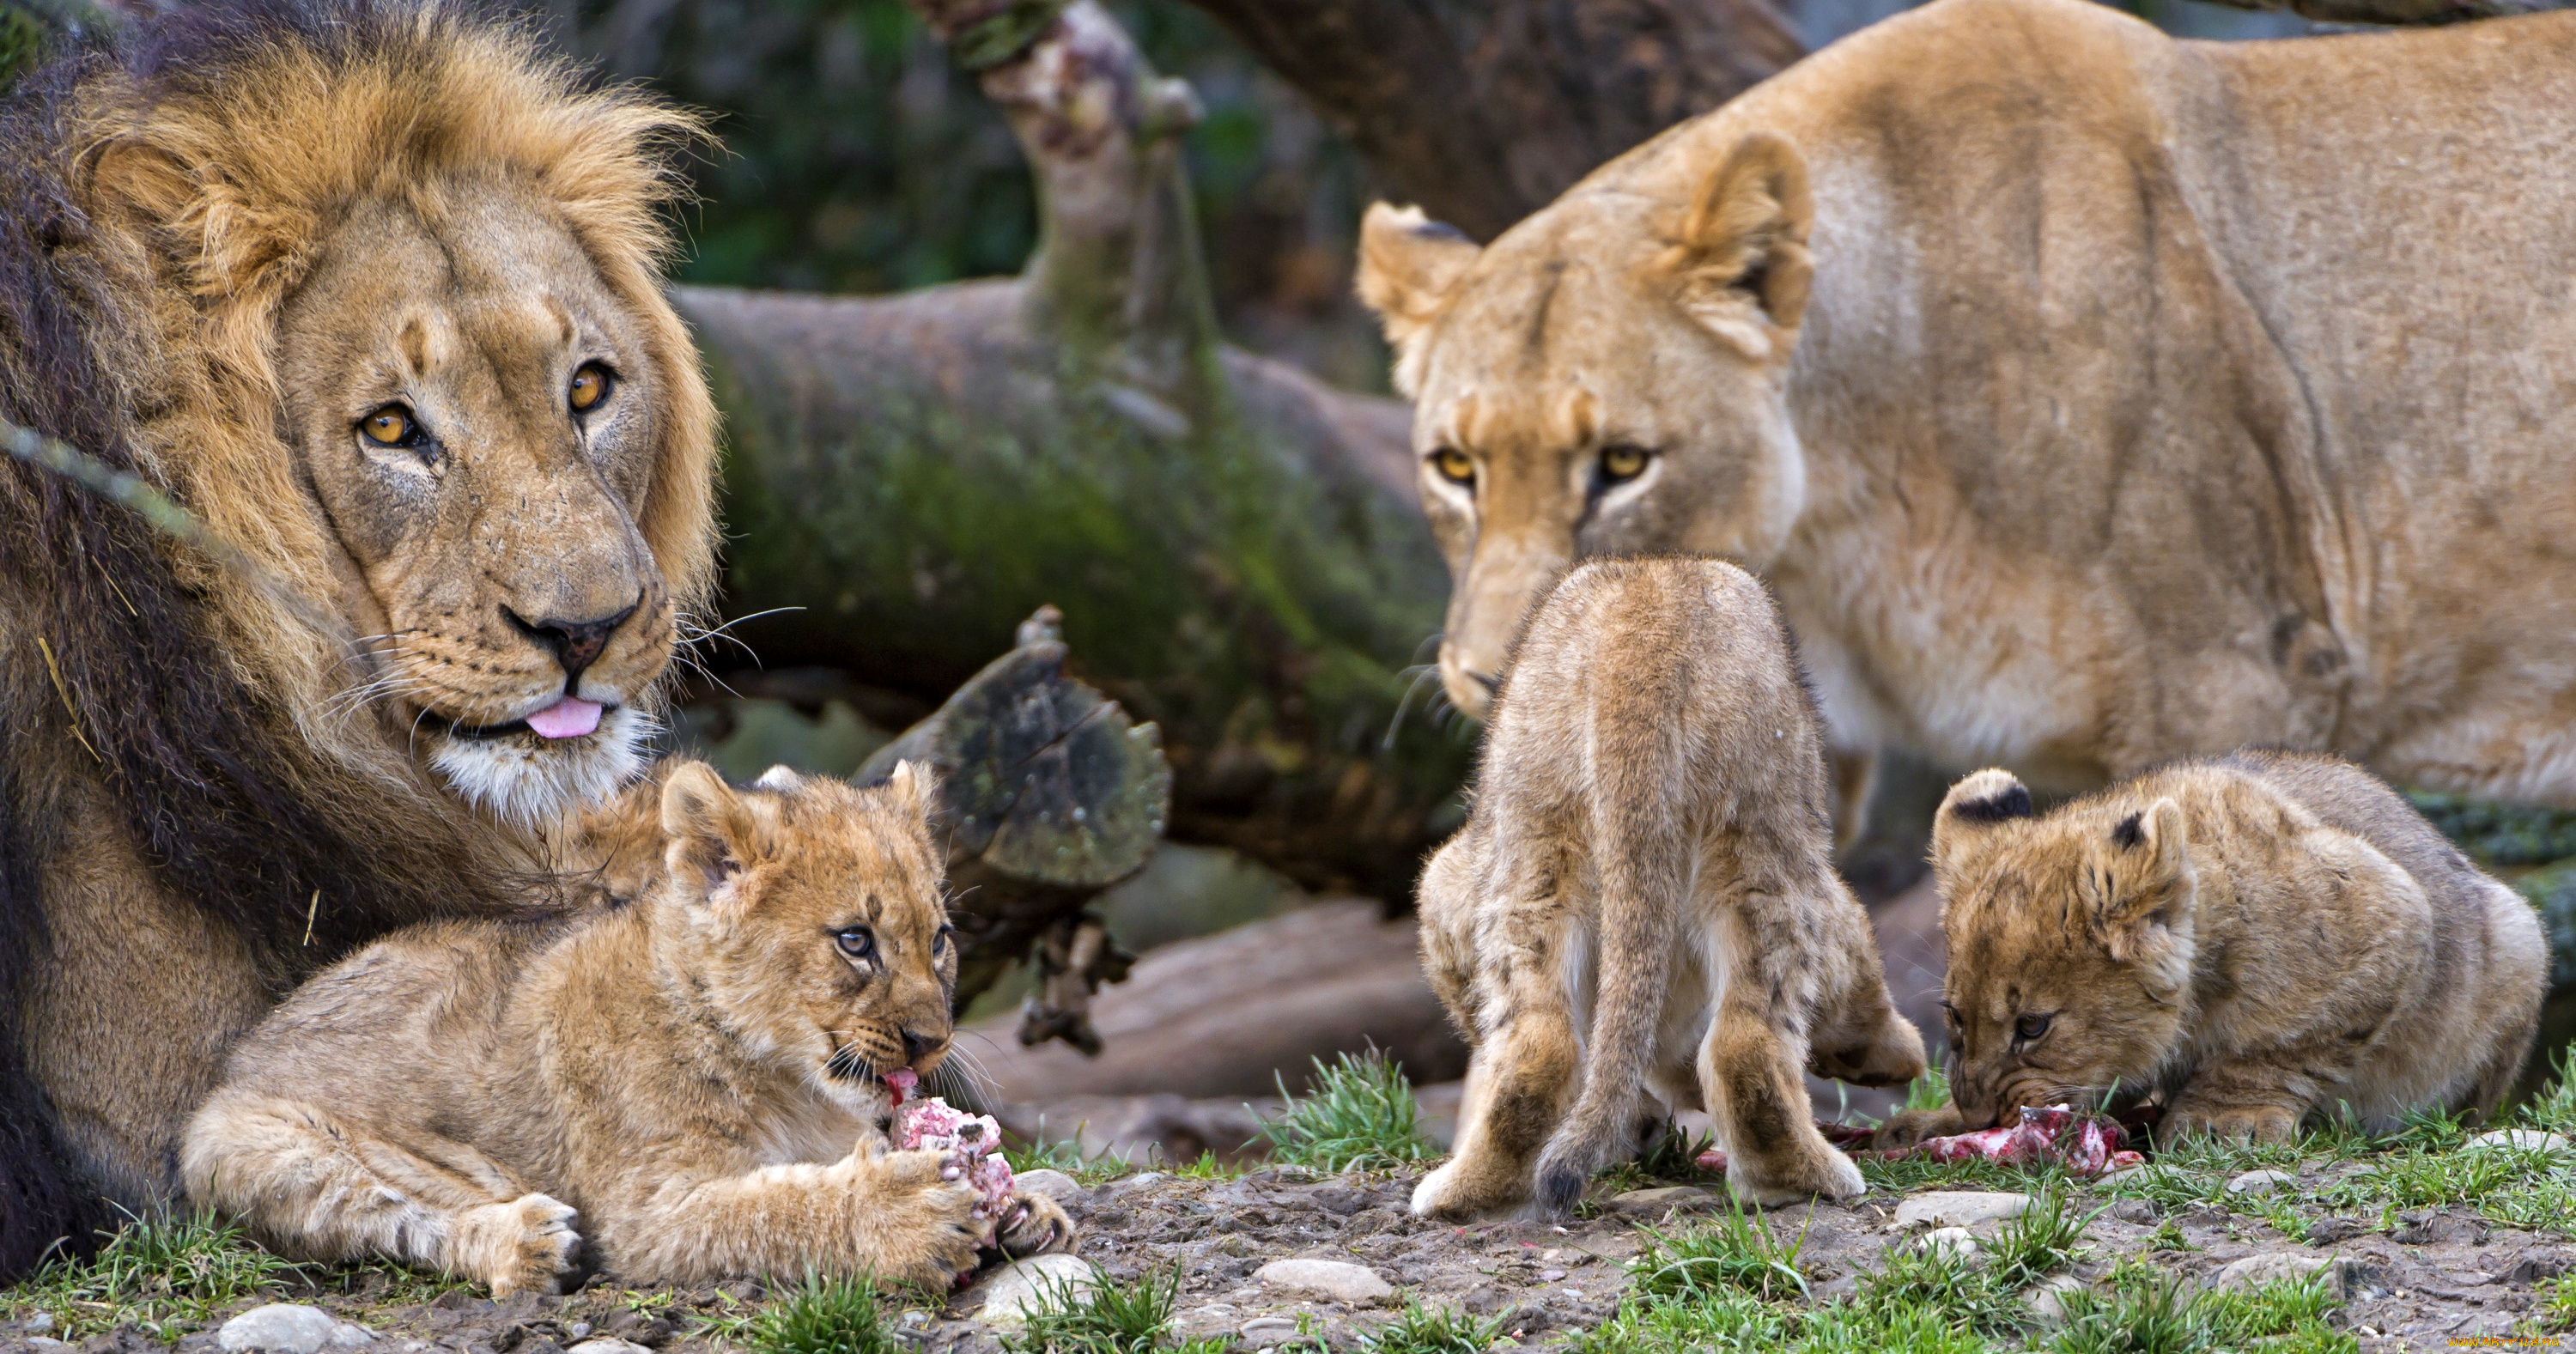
[1930,768,2034,895]
[1662,131,1814,359]
[660,762,763,903]
[2087,798,2198,987]
[881,759,939,821]
[1357,203,1483,398]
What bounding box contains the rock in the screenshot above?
[1240,1315,1304,1345]
[1014,1168,1086,1201]
[27,1340,70,1353]
[2108,1199,2156,1225]
[566,1343,656,1354]
[599,1310,671,1346]
[1309,1184,1370,1215]
[2227,1169,2299,1196]
[2208,1253,2354,1299]
[973,1254,1100,1326]
[1170,1305,1239,1340]
[1255,1258,1395,1306]
[1893,1192,2033,1230]
[216,1305,374,1354]
[21,1314,52,1335]
[1920,1226,1980,1260]
[1608,1186,1715,1216]
[2027,1274,2088,1323]
[2306,1217,2365,1246]
[2470,1130,2569,1154]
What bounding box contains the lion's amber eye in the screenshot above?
[1600,444,1651,483]
[2014,1013,2053,1042]
[568,362,613,413]
[359,405,418,447]
[1431,448,1475,486]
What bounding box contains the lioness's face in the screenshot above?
[659,762,959,1114]
[1929,772,2200,1129]
[1358,136,1816,719]
[276,181,679,823]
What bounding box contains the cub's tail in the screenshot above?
[1531,732,1688,1217]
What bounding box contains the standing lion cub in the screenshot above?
[1875,751,2546,1148]
[1415,557,1924,1218]
[182,761,1072,1293]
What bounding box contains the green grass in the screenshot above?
[3,1209,307,1341]
[999,1264,1228,1354]
[741,1271,895,1354]
[1356,1299,1503,1354]
[1627,1197,1810,1302]
[2047,1262,2353,1354]
[1004,1133,1137,1186]
[1255,1047,1440,1174]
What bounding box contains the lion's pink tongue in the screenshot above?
[526,697,603,740]
[884,1068,918,1107]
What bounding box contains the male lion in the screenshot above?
[185,762,1074,1292]
[1414,557,1923,1217]
[0,1,715,1273]
[1874,753,2544,1145]
[1357,0,2576,810]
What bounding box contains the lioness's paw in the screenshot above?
[454,1193,580,1297]
[995,1191,1075,1259]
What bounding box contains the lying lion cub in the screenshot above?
[183,761,1072,1294]
[1414,557,1925,1218]
[1877,751,2546,1148]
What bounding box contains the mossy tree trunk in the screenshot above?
[677,0,1473,902]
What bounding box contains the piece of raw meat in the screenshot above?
[884,1068,1018,1217]
[1895,1103,2143,1176]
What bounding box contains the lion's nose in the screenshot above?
[899,1028,946,1066]
[507,598,639,685]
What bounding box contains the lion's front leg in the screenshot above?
[993,1190,1076,1259]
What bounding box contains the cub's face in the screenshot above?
[276,179,685,825]
[655,761,958,1113]
[1357,134,1815,720]
[1928,771,2201,1129]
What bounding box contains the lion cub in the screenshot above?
[182,761,1072,1294]
[1876,751,2546,1147]
[1414,557,1926,1218]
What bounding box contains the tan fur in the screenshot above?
[1355,0,2576,811]
[1413,557,1923,1218]
[10,6,721,1223]
[1875,752,2546,1148]
[182,762,1073,1291]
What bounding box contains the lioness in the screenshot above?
[0,2,715,1271]
[1875,752,2545,1147]
[1414,557,1924,1217]
[183,761,1073,1292]
[1357,0,2576,809]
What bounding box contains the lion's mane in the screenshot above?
[0,0,716,1272]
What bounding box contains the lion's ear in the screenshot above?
[1357,203,1482,398]
[1930,768,2033,897]
[661,761,763,905]
[882,759,939,821]
[1663,131,1814,359]
[2088,798,2197,985]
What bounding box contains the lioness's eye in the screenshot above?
[835,926,876,962]
[1430,447,1475,487]
[358,405,422,448]
[568,362,614,413]
[2014,1013,2053,1042]
[1600,444,1651,483]
[933,926,953,954]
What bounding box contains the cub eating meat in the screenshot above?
[1414,556,1925,1217]
[182,761,1071,1293]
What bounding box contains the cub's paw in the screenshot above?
[453,1193,580,1298]
[1408,1157,1526,1222]
[2166,1103,2300,1144]
[1730,1138,1866,1206]
[994,1190,1076,1259]
[860,1149,990,1286]
[1866,1106,1965,1152]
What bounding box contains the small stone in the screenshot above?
[564,1342,655,1354]
[1536,1269,1567,1283]
[1239,1315,1303,1345]
[1893,1192,2033,1230]
[2469,1130,2569,1154]
[2108,1199,2156,1225]
[325,1324,374,1350]
[562,1324,591,1341]
[22,1314,54,1335]
[974,1254,1100,1326]
[1170,1305,1238,1340]
[2207,1252,2354,1298]
[1255,1258,1395,1306]
[2026,1274,2087,1324]
[2306,1217,2364,1246]
[1014,1169,1086,1201]
[1608,1186,1714,1216]
[27,1339,70,1353]
[2227,1169,2298,1196]
[1920,1226,1981,1260]
[218,1305,351,1354]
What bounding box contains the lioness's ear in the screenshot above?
[882,759,939,821]
[661,762,760,902]
[1663,131,1814,359]
[1357,203,1483,398]
[1930,768,2033,899]
[2088,798,2197,986]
